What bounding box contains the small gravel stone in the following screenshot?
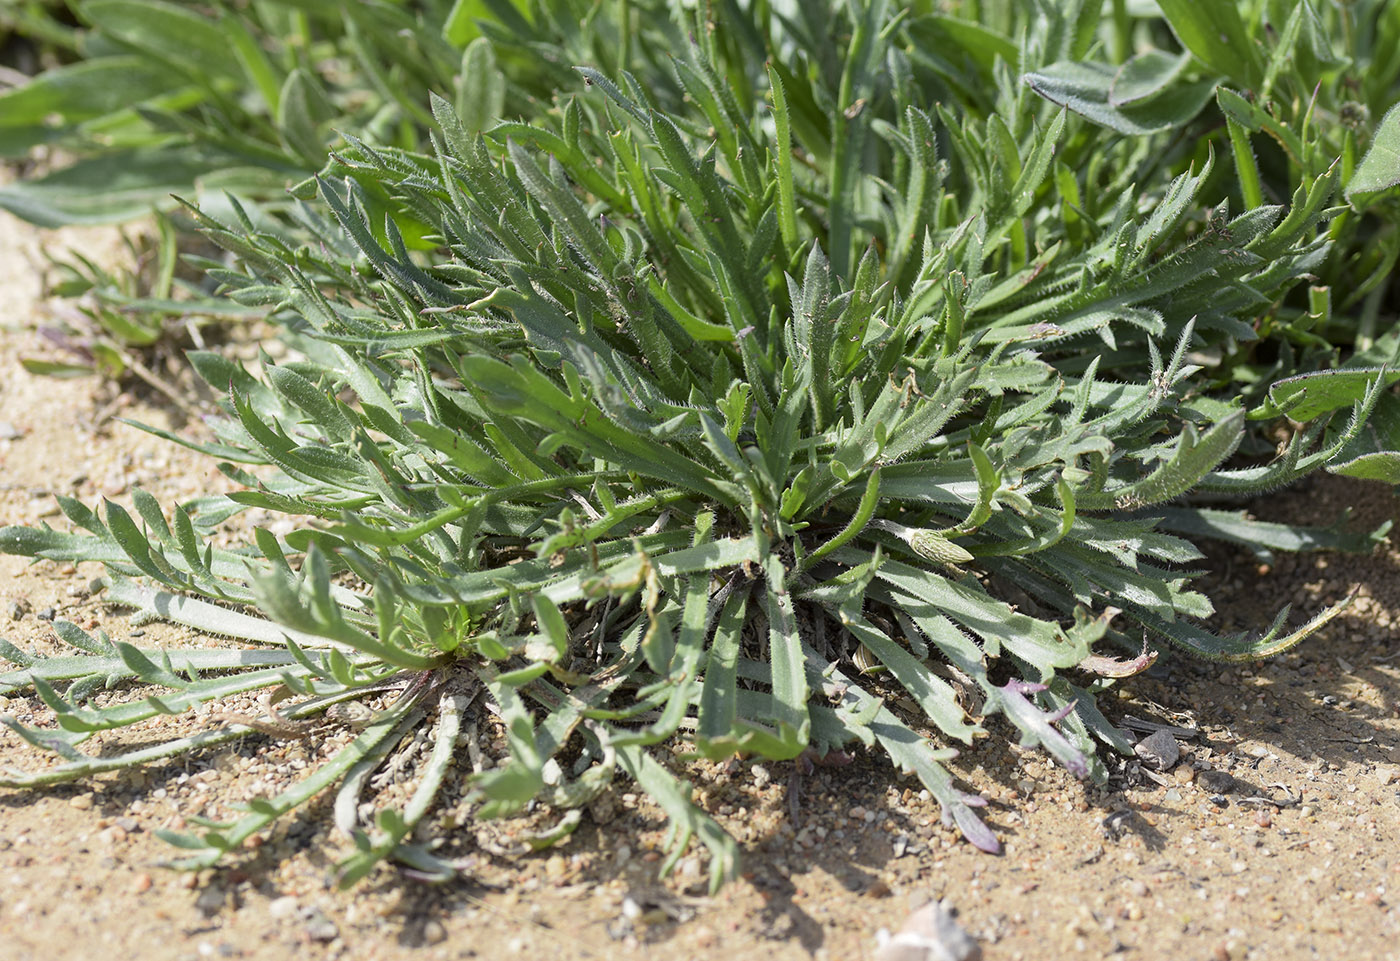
[36,607,55,622]
[6,600,25,621]
[422,919,447,945]
[1134,731,1180,771]
[1197,770,1237,794]
[875,899,981,961]
[68,794,93,810]
[130,873,153,895]
[195,886,227,917]
[267,896,299,919]
[301,907,338,942]
[0,421,22,440]
[587,792,617,825]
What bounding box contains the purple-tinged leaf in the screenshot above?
[992,680,1090,778]
[952,805,1001,854]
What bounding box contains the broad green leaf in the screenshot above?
[276,68,335,165]
[1110,49,1189,106]
[0,56,175,155]
[1157,507,1388,555]
[838,610,979,743]
[762,557,810,758]
[1347,102,1400,198]
[1156,0,1264,89]
[82,0,245,80]
[908,15,1018,73]
[0,148,227,226]
[456,38,506,137]
[1327,392,1400,483]
[1255,368,1400,422]
[1024,61,1216,135]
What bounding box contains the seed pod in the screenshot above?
[905,528,976,567]
[870,518,975,569]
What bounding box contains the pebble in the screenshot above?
[422,919,447,945]
[1134,731,1180,771]
[1197,770,1237,794]
[68,794,94,810]
[6,600,25,621]
[195,886,228,917]
[130,873,153,894]
[0,421,23,440]
[1174,765,1196,784]
[301,907,339,942]
[36,607,55,621]
[875,899,981,961]
[1377,766,1398,787]
[267,896,300,919]
[588,793,617,825]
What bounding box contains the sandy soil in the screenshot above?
[1,210,1399,961]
